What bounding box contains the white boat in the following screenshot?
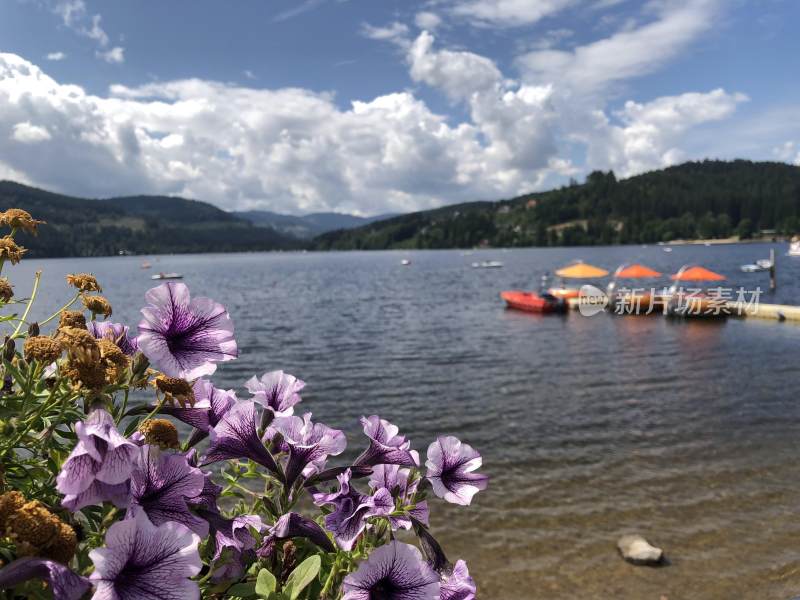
[151,272,183,280]
[400,259,411,266]
[788,240,800,256]
[471,260,503,269]
[741,259,773,272]
[663,247,673,253]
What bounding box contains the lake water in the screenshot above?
[7,243,800,599]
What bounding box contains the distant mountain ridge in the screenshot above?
[312,160,800,250]
[233,210,397,239]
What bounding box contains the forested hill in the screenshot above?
[312,160,800,250]
[0,181,300,257]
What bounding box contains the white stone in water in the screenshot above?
[617,534,664,565]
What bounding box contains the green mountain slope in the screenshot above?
[0,181,299,257]
[312,160,800,250]
[233,210,398,239]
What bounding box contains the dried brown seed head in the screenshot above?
[98,338,130,384]
[0,278,12,302]
[81,294,112,318]
[0,491,26,534]
[0,209,44,235]
[0,236,25,265]
[66,273,102,293]
[139,419,180,449]
[23,336,63,365]
[153,375,195,407]
[58,310,87,330]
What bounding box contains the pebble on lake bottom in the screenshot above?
[617,534,665,566]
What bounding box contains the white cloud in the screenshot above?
[97,47,125,64]
[518,0,720,93]
[774,141,800,166]
[360,22,410,45]
[243,70,257,80]
[52,0,125,64]
[445,0,576,27]
[414,11,442,30]
[581,89,748,176]
[46,52,67,61]
[11,122,52,143]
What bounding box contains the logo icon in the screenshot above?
[578,284,608,317]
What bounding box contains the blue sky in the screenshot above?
[1,0,799,215]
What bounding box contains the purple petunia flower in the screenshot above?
[90,510,202,600]
[440,560,477,600]
[202,401,281,477]
[160,379,237,447]
[0,557,90,600]
[203,513,266,582]
[268,512,335,553]
[87,321,139,355]
[137,282,237,380]
[369,464,429,530]
[57,408,137,511]
[245,370,304,417]
[354,416,418,468]
[425,436,488,506]
[343,541,440,600]
[129,447,209,537]
[185,450,223,515]
[313,469,394,551]
[270,413,347,487]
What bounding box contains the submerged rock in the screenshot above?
[617,534,664,565]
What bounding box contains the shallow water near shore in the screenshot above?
[8,242,800,599]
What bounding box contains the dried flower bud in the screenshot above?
[81,294,112,319]
[0,278,12,303]
[139,419,179,449]
[63,358,106,391]
[5,499,76,563]
[23,336,62,365]
[3,337,15,361]
[0,236,25,265]
[57,327,99,360]
[0,491,25,534]
[66,273,102,293]
[98,338,129,384]
[27,322,40,337]
[153,375,195,407]
[58,310,87,330]
[0,209,44,235]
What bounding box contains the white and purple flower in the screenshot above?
[245,370,304,417]
[202,401,281,477]
[160,379,237,447]
[56,408,138,511]
[440,560,477,600]
[270,413,346,487]
[89,510,202,600]
[343,541,440,600]
[369,464,429,530]
[425,436,488,506]
[0,558,90,600]
[355,416,418,468]
[87,321,139,356]
[204,513,266,582]
[137,282,237,380]
[129,447,209,537]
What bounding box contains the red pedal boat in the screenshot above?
[501,291,568,314]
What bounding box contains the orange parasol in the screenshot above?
[615,263,662,279]
[670,265,726,282]
[555,262,609,278]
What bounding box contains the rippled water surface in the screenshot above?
[9,243,800,599]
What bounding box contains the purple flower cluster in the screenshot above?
[12,281,489,600]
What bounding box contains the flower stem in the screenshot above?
[11,270,41,338]
[39,292,81,327]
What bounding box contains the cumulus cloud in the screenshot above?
[414,11,442,30]
[581,89,749,176]
[97,47,125,64]
[774,141,800,166]
[46,51,66,61]
[11,122,52,143]
[360,21,410,46]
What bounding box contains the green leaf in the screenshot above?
[255,568,277,597]
[283,555,321,600]
[227,581,257,598]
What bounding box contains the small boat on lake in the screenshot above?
[741,259,772,273]
[787,238,800,256]
[401,259,411,266]
[151,272,183,280]
[472,260,503,269]
[501,291,567,314]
